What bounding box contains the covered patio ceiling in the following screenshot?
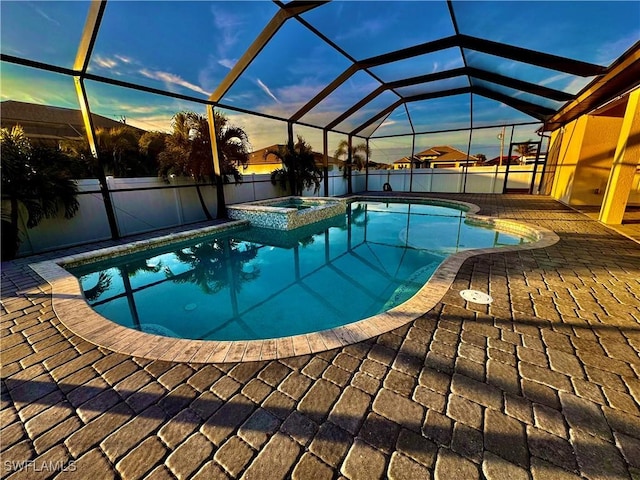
[1,1,639,138]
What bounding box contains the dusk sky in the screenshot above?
[1,1,639,161]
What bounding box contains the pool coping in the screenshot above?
[29,196,560,364]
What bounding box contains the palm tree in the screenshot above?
[158,111,250,219]
[334,140,370,194]
[213,112,251,184]
[1,126,80,260]
[515,140,537,164]
[266,136,323,196]
[138,131,167,169]
[95,125,142,177]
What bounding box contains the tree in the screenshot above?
[515,140,537,163]
[59,126,158,178]
[96,124,157,177]
[266,136,323,196]
[334,139,370,194]
[1,126,80,260]
[475,153,487,163]
[158,111,250,219]
[213,112,251,184]
[138,131,167,168]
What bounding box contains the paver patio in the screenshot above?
[1,194,639,480]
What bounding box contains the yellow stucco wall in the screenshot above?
[550,117,586,204]
[571,115,623,206]
[549,114,628,206]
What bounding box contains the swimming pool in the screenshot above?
[68,200,530,342]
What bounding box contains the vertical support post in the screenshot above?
[409,133,415,192]
[74,77,120,239]
[73,0,119,239]
[537,133,553,195]
[347,135,353,195]
[365,138,370,192]
[206,105,227,218]
[323,129,329,196]
[528,141,543,194]
[502,142,515,194]
[405,103,415,193]
[599,88,640,224]
[347,203,352,251]
[287,122,294,147]
[287,122,296,195]
[463,94,474,193]
[502,126,515,193]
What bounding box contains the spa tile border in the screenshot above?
[227,196,346,230]
[30,197,559,363]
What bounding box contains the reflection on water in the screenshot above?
[72,201,527,341]
[164,238,261,295]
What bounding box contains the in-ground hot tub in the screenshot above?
[227,196,346,230]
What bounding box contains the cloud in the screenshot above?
[563,77,592,95]
[29,3,60,26]
[256,79,280,103]
[114,55,133,64]
[218,59,236,70]
[212,10,244,53]
[596,30,640,66]
[90,54,212,98]
[274,83,324,105]
[94,56,118,69]
[378,119,397,129]
[539,73,568,87]
[336,18,388,42]
[124,115,175,133]
[139,69,209,96]
[196,7,251,94]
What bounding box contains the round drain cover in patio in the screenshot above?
[460,290,493,304]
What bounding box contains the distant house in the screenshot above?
[0,100,141,145]
[392,157,413,169]
[243,144,344,175]
[393,146,478,169]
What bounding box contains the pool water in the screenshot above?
[70,201,528,341]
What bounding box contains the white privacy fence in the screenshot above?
[15,166,539,257]
[366,165,541,194]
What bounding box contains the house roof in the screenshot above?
[0,100,143,141]
[415,148,441,157]
[393,157,413,164]
[392,147,478,166]
[247,145,284,166]
[418,146,478,162]
[248,144,344,167]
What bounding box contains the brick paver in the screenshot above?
[1,194,639,479]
